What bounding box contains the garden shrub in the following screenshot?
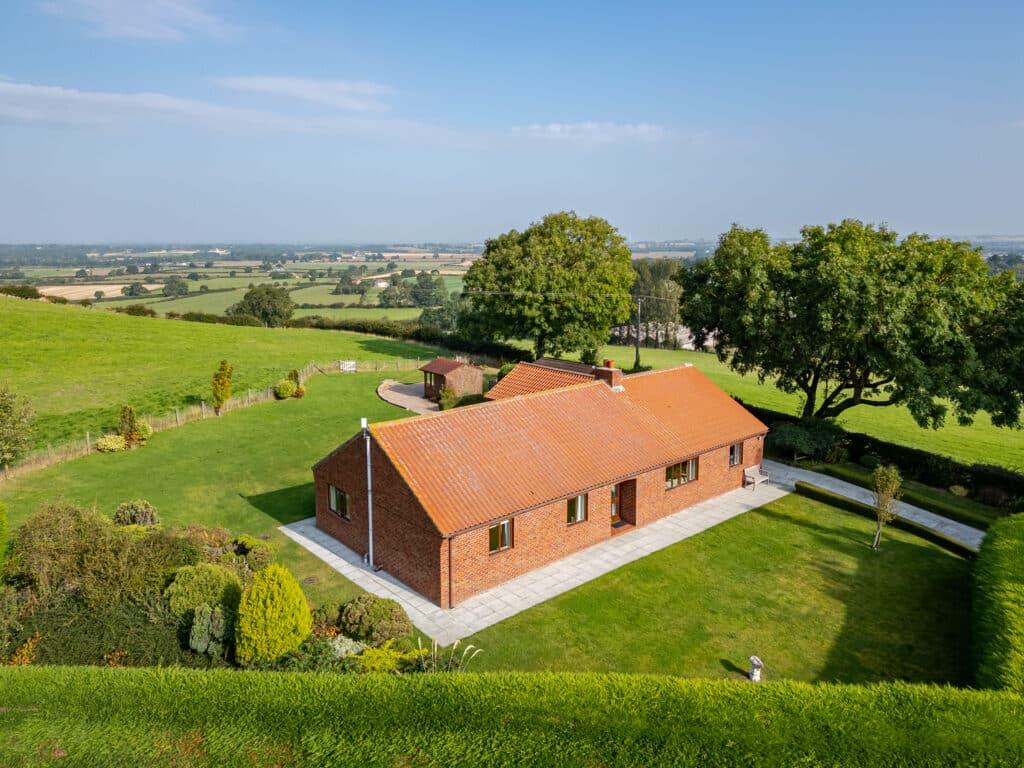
[117,405,151,445]
[113,499,160,526]
[0,386,34,469]
[293,385,306,398]
[274,379,297,399]
[767,420,844,461]
[438,385,458,411]
[455,393,487,408]
[95,434,128,452]
[9,502,202,608]
[973,514,1024,692]
[188,603,233,660]
[231,534,275,571]
[164,563,243,619]
[0,585,21,660]
[0,501,7,571]
[235,564,312,665]
[949,485,969,498]
[859,453,882,470]
[112,304,157,317]
[339,594,413,646]
[211,359,233,416]
[355,640,424,673]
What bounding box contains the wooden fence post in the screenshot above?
[86,431,91,452]
[201,401,207,418]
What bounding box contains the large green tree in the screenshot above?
[679,220,1018,428]
[227,286,294,328]
[463,211,635,358]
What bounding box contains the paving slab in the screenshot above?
[377,380,438,414]
[762,459,985,551]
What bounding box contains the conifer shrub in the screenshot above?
[164,563,243,620]
[274,379,297,400]
[113,499,160,526]
[95,434,128,453]
[339,594,412,646]
[211,360,233,415]
[235,564,312,665]
[231,534,275,571]
[189,603,233,660]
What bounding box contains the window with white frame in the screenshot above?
[566,493,588,524]
[488,519,513,553]
[665,458,699,489]
[729,442,743,467]
[328,484,350,520]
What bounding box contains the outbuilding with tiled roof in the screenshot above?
[418,357,483,402]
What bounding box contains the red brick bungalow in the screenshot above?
[313,363,768,608]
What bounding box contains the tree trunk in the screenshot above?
[871,524,883,551]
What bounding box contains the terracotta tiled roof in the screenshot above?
[622,366,768,456]
[368,365,768,536]
[419,357,470,375]
[485,361,595,400]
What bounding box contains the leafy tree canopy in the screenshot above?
[679,220,1019,428]
[163,275,189,298]
[463,211,635,358]
[227,286,294,328]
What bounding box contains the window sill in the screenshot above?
[488,546,513,556]
[567,518,588,527]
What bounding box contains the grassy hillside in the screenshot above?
[602,344,1024,471]
[2,667,1021,767]
[470,493,970,683]
[0,372,418,608]
[0,297,438,447]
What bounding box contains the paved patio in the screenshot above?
[763,459,985,551]
[280,481,790,645]
[377,379,438,414]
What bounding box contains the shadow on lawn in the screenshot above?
[244,483,315,526]
[755,505,972,686]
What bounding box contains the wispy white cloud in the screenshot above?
[0,80,458,144]
[213,76,394,112]
[41,0,237,41]
[515,121,668,146]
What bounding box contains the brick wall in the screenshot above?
[314,435,445,604]
[445,365,484,397]
[446,434,764,606]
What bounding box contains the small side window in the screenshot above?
[328,485,351,520]
[488,519,513,553]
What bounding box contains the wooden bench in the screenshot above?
[744,465,770,490]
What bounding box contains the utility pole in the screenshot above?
[633,296,642,371]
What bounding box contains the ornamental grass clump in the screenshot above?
[235,564,311,665]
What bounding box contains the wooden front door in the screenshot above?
[614,479,637,525]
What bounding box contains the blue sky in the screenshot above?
[0,0,1021,243]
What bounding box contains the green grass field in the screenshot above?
[598,344,1024,471]
[468,493,971,684]
[0,297,439,447]
[0,371,419,608]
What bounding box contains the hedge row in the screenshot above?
[169,311,263,327]
[974,514,1024,692]
[288,315,532,363]
[792,481,977,559]
[1,667,1022,766]
[745,402,1024,501]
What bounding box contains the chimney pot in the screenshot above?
[594,364,623,391]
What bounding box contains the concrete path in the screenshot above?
[763,459,985,551]
[377,379,438,414]
[281,481,789,645]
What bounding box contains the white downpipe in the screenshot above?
[362,417,375,569]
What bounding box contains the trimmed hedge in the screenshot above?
[792,481,977,559]
[1,667,1023,766]
[974,514,1024,692]
[176,311,263,327]
[746,401,1024,503]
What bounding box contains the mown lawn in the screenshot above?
[596,344,1024,471]
[468,493,972,685]
[0,297,440,447]
[0,371,419,608]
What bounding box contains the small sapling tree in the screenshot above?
[871,464,903,550]
[211,360,233,415]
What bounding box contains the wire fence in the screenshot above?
[0,357,456,484]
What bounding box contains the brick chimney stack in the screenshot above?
[594,360,623,391]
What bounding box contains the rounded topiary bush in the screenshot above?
[339,594,412,646]
[113,499,160,526]
[164,563,243,619]
[95,434,128,453]
[274,379,297,399]
[235,563,312,665]
[232,534,275,571]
